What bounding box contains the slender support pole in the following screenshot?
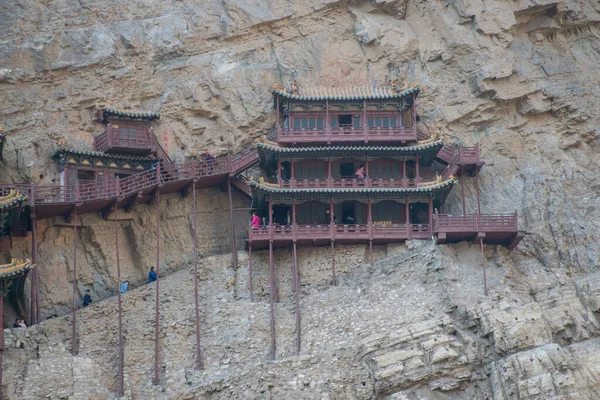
[330,199,336,286]
[368,199,373,264]
[363,99,368,142]
[460,165,466,215]
[406,200,411,239]
[415,155,420,185]
[365,157,370,188]
[276,96,280,133]
[113,202,124,396]
[328,158,332,186]
[480,238,488,296]
[153,191,161,385]
[192,182,203,369]
[268,200,278,303]
[72,212,78,356]
[293,241,300,354]
[475,166,482,214]
[0,293,4,400]
[248,242,253,302]
[403,157,407,187]
[330,241,336,286]
[428,198,433,235]
[277,159,282,187]
[326,100,330,142]
[269,240,276,359]
[227,177,238,270]
[30,210,38,325]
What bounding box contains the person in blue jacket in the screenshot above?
[148,267,157,283]
[83,290,93,307]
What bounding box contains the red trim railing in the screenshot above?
[231,149,259,174]
[94,126,154,153]
[277,126,417,143]
[281,176,437,189]
[434,213,518,232]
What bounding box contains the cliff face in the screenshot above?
[1,0,600,398]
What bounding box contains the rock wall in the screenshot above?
[1,0,600,398]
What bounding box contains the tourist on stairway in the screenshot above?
[83,290,93,307]
[148,267,157,283]
[120,280,129,293]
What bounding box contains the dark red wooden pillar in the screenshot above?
[460,165,466,215]
[268,199,278,303]
[30,209,39,325]
[368,199,373,264]
[153,190,161,385]
[192,182,203,369]
[290,158,295,188]
[328,158,332,186]
[269,239,276,359]
[113,202,124,396]
[277,159,282,187]
[363,100,368,142]
[405,200,411,239]
[428,198,433,235]
[475,167,481,214]
[365,157,370,188]
[402,157,407,187]
[480,238,488,296]
[415,156,420,185]
[330,199,336,286]
[0,292,4,400]
[227,177,238,270]
[72,212,78,356]
[292,241,300,354]
[326,100,330,143]
[248,242,253,302]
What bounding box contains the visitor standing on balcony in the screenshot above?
[148,267,157,283]
[355,165,365,180]
[326,209,333,224]
[251,212,261,229]
[205,151,215,173]
[261,216,268,227]
[83,290,93,307]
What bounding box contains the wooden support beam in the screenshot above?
[192,182,203,370]
[507,232,526,250]
[125,192,143,213]
[102,200,118,221]
[114,202,124,396]
[180,181,194,198]
[147,187,159,205]
[153,191,161,385]
[331,241,336,286]
[269,240,276,359]
[65,203,82,224]
[248,242,253,302]
[437,232,447,244]
[473,231,486,244]
[71,211,78,356]
[480,238,488,297]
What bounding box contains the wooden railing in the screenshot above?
[94,126,154,153]
[280,176,437,189]
[277,126,417,143]
[249,212,519,242]
[434,213,518,232]
[231,149,260,175]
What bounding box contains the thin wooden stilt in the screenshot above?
[293,241,300,355]
[72,212,78,356]
[269,240,276,359]
[192,182,203,370]
[480,238,488,296]
[369,240,373,264]
[331,241,336,286]
[153,190,161,385]
[113,202,124,396]
[227,177,238,270]
[248,242,253,302]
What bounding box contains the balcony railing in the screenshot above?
[249,212,519,242]
[277,126,417,143]
[280,176,436,189]
[458,146,480,165]
[434,212,518,232]
[249,222,432,242]
[94,126,155,153]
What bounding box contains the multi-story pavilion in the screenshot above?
[247,82,524,357]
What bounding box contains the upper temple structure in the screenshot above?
[247,82,525,257]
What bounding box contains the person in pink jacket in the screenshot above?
[251,212,261,228]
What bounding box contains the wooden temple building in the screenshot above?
[0,82,525,394]
[246,82,525,356]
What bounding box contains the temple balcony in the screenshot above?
[94,125,157,155]
[248,212,523,249]
[276,126,417,144]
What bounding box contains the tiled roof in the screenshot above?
[0,258,33,280]
[0,190,28,210]
[249,177,455,197]
[256,139,444,155]
[51,146,157,161]
[272,82,419,101]
[101,108,160,121]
